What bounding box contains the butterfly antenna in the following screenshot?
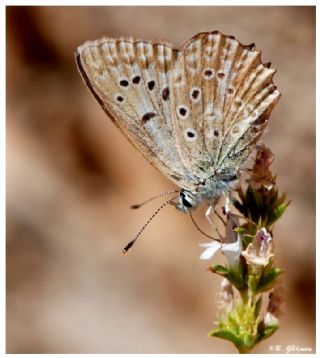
[123,195,178,254]
[189,212,222,242]
[130,190,180,209]
[214,209,226,226]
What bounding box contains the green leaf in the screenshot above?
[275,192,287,207]
[248,273,259,292]
[210,264,247,291]
[268,203,288,226]
[209,264,229,276]
[263,324,279,339]
[255,296,263,316]
[209,328,244,348]
[228,265,247,291]
[253,189,263,208]
[256,267,282,293]
[256,323,279,343]
[234,227,247,235]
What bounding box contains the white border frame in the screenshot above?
[2,2,318,357]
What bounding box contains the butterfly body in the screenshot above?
[76,31,280,213]
[177,167,238,212]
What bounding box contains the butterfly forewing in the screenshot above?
[76,38,197,189]
[171,36,216,178]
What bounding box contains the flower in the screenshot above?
[221,278,234,302]
[205,144,286,353]
[263,286,284,327]
[216,278,235,313]
[242,228,273,267]
[221,234,243,265]
[200,240,221,260]
[263,312,279,326]
[200,207,242,265]
[267,286,284,317]
[249,145,275,190]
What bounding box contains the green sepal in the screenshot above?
[256,323,279,343]
[254,296,263,316]
[209,264,247,291]
[234,227,253,248]
[209,264,229,276]
[234,226,247,235]
[256,267,282,293]
[234,181,289,231]
[228,264,247,291]
[208,328,245,349]
[248,273,259,292]
[268,202,288,226]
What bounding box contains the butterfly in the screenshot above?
[75,31,280,251]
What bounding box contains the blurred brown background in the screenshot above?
[6,6,315,353]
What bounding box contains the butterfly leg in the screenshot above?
[205,196,220,226]
[205,205,223,240]
[205,205,215,227]
[213,195,232,226]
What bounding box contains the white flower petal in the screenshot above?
[242,228,274,267]
[199,242,214,248]
[264,312,279,326]
[221,234,242,265]
[199,241,221,260]
[224,213,240,244]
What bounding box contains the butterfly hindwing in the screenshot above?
[171,32,280,179]
[76,37,198,189]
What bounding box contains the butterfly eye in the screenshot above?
[180,192,193,208]
[182,197,193,208]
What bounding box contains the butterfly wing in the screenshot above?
[171,31,281,179]
[76,37,197,189]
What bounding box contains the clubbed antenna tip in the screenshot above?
[122,240,135,254]
[122,194,178,254]
[130,204,141,209]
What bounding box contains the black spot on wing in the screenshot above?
[162,87,170,101]
[147,80,156,91]
[132,75,141,84]
[142,112,156,124]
